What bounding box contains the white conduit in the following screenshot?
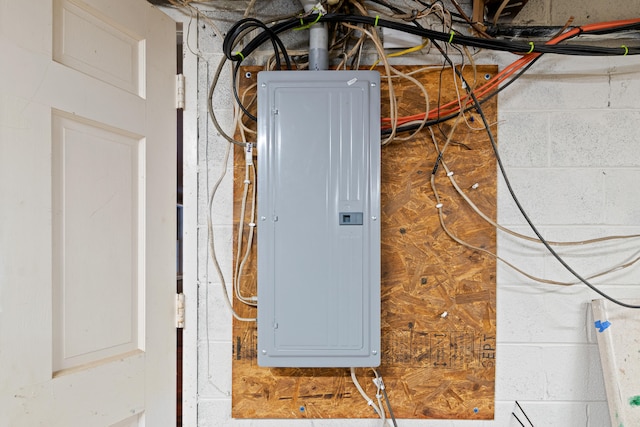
[299,0,329,70]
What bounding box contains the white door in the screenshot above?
[0,0,176,425]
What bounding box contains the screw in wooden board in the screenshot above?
[421,277,427,285]
[399,228,406,234]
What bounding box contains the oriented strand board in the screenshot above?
[231,65,498,419]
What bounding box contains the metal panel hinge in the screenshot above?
[176,74,185,110]
[176,292,185,329]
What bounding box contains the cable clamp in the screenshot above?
[448,30,455,44]
[373,377,385,390]
[234,51,245,61]
[248,222,256,228]
[245,143,253,165]
[366,399,374,406]
[435,203,443,209]
[622,44,629,56]
[374,15,380,27]
[295,4,324,30]
[527,42,535,54]
[446,171,454,177]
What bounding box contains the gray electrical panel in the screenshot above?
[256,70,381,368]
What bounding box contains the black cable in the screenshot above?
[226,13,640,71]
[311,15,640,56]
[512,413,526,427]
[444,55,640,310]
[381,387,398,427]
[218,12,640,307]
[475,89,640,308]
[425,37,640,309]
[223,18,292,122]
[223,17,292,69]
[515,401,535,427]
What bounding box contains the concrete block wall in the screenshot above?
[513,0,640,26]
[192,5,640,425]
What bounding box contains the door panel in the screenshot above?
[52,110,144,372]
[53,0,145,97]
[0,0,176,425]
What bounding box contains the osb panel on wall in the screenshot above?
[231,65,498,420]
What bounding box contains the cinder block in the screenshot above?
[496,344,606,401]
[198,341,232,398]
[550,0,640,26]
[198,168,234,227]
[197,224,234,284]
[496,226,547,286]
[499,57,611,111]
[604,169,640,224]
[197,280,234,342]
[497,169,605,226]
[609,58,640,109]
[550,111,640,167]
[494,400,610,427]
[498,112,549,168]
[497,285,592,344]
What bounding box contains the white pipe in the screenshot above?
[299,0,328,70]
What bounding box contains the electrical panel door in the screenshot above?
[257,70,381,368]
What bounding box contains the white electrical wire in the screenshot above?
[350,367,390,426]
[206,78,256,321]
[427,124,640,286]
[233,145,258,306]
[207,139,256,322]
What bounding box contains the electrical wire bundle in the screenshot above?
[221,9,640,134]
[212,2,640,309]
[383,17,640,134]
[226,14,640,63]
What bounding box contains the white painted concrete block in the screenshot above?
[497,112,549,167]
[604,169,640,224]
[550,111,640,167]
[496,226,548,285]
[199,224,234,285]
[497,168,605,225]
[198,341,232,398]
[609,59,640,109]
[495,344,606,401]
[499,60,611,111]
[497,285,593,343]
[498,400,610,427]
[197,281,234,342]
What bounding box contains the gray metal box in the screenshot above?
[256,70,381,368]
